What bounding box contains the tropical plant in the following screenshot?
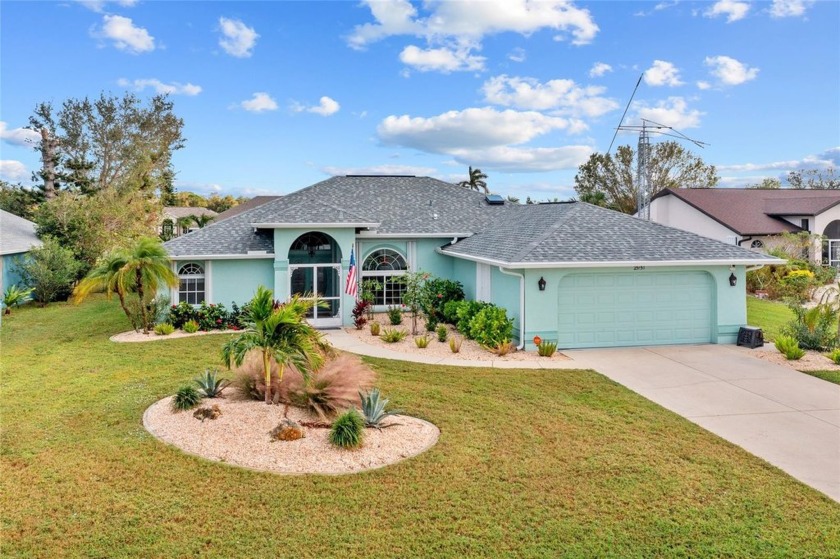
[829,349,840,365]
[72,236,178,333]
[401,270,431,334]
[352,299,370,330]
[469,305,514,347]
[2,285,33,315]
[415,335,430,348]
[436,324,448,342]
[782,302,838,351]
[457,166,489,194]
[172,385,202,411]
[359,388,401,429]
[454,300,492,336]
[381,328,407,343]
[360,278,382,319]
[369,321,381,336]
[490,340,515,356]
[191,214,215,228]
[775,335,805,360]
[194,369,231,398]
[329,409,365,449]
[422,278,465,324]
[221,286,327,405]
[386,306,403,325]
[182,320,199,333]
[13,236,81,306]
[449,336,462,353]
[537,340,558,357]
[153,322,174,336]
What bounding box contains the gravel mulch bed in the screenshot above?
[111,329,237,343]
[746,344,840,371]
[143,390,440,475]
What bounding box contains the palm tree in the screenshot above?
[191,214,215,228]
[221,286,328,405]
[73,237,178,333]
[457,166,489,194]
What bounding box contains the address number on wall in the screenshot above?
[633,266,646,271]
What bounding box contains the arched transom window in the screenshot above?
[178,263,205,305]
[361,249,408,306]
[750,239,764,249]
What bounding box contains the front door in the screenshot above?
[289,264,342,328]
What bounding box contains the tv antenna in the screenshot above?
[608,74,709,220]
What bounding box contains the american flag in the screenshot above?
[345,246,358,297]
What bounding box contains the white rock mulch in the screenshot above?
[111,329,237,343]
[143,391,440,475]
[746,344,840,371]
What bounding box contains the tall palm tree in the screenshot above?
[221,286,328,405]
[457,166,489,194]
[73,237,178,333]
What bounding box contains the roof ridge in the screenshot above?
[510,203,579,262]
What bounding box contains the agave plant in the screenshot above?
[194,369,231,398]
[359,387,401,429]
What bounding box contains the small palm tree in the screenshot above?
[73,237,178,333]
[221,286,328,405]
[457,166,489,194]
[191,214,215,228]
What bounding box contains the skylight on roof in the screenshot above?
[485,194,505,205]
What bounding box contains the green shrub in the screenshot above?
[455,300,492,336]
[387,306,403,325]
[193,369,231,398]
[329,409,365,449]
[436,324,448,342]
[443,300,465,324]
[154,322,175,336]
[369,321,381,336]
[13,236,81,306]
[422,278,464,323]
[829,349,840,365]
[782,303,838,351]
[359,388,401,429]
[415,335,430,348]
[449,336,462,353]
[425,315,438,332]
[182,320,199,333]
[468,305,513,346]
[172,385,202,411]
[538,340,558,357]
[774,335,806,360]
[381,328,407,343]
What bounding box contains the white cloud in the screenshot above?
[704,0,750,22]
[117,78,202,96]
[0,122,41,146]
[97,15,155,53]
[508,47,526,63]
[704,55,759,85]
[322,164,437,176]
[0,160,28,182]
[482,75,618,117]
[588,62,612,78]
[76,0,137,13]
[696,81,711,90]
[399,44,485,72]
[643,60,683,87]
[447,145,593,172]
[634,97,703,129]
[718,147,839,172]
[378,107,576,153]
[240,92,278,112]
[218,17,259,58]
[293,96,341,116]
[769,0,814,18]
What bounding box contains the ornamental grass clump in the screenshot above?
[490,340,515,356]
[329,409,365,449]
[182,320,199,333]
[172,385,202,411]
[387,306,403,325]
[449,336,462,353]
[415,335,430,349]
[381,328,407,343]
[369,321,381,336]
[154,322,175,336]
[537,340,558,357]
[775,335,805,360]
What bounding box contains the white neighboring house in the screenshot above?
[0,209,43,300]
[649,188,840,265]
[160,207,218,239]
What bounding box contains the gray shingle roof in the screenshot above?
[0,209,43,256]
[164,176,780,265]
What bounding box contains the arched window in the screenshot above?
[750,239,764,249]
[178,263,205,305]
[361,249,408,306]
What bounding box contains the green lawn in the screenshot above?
[746,296,794,342]
[2,298,839,558]
[802,370,840,385]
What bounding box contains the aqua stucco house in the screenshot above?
[163,176,780,349]
[0,209,43,298]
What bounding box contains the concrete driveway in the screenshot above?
[564,344,840,502]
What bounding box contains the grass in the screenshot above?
[2,297,839,558]
[746,296,795,342]
[801,370,840,385]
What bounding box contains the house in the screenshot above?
[213,196,282,223]
[0,209,43,295]
[649,188,840,265]
[163,176,780,349]
[160,207,218,239]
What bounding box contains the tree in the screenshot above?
[13,237,81,306]
[574,141,719,214]
[191,214,215,228]
[787,168,838,190]
[72,237,178,333]
[0,181,43,220]
[457,166,489,194]
[747,178,782,189]
[205,194,243,213]
[27,92,185,198]
[221,286,327,405]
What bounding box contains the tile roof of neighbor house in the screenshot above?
[0,209,43,256]
[164,176,778,265]
[652,188,840,236]
[163,206,219,220]
[214,196,282,222]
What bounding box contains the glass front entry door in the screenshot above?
[289,264,342,328]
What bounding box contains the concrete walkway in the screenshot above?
[324,330,840,502]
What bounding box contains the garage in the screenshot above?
[556,271,714,349]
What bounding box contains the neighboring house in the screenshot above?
[160,207,218,239]
[213,196,282,223]
[0,209,43,295]
[650,188,840,265]
[163,176,779,349]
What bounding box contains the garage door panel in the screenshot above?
[557,271,713,348]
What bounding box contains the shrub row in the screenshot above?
[167,300,251,331]
[441,299,513,347]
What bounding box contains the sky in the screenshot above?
[1,0,838,202]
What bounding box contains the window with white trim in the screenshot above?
[362,249,408,306]
[178,263,205,305]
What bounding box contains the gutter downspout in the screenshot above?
[498,267,525,350]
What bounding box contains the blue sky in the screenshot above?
[1,0,838,201]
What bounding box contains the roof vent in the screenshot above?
[485,194,505,205]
